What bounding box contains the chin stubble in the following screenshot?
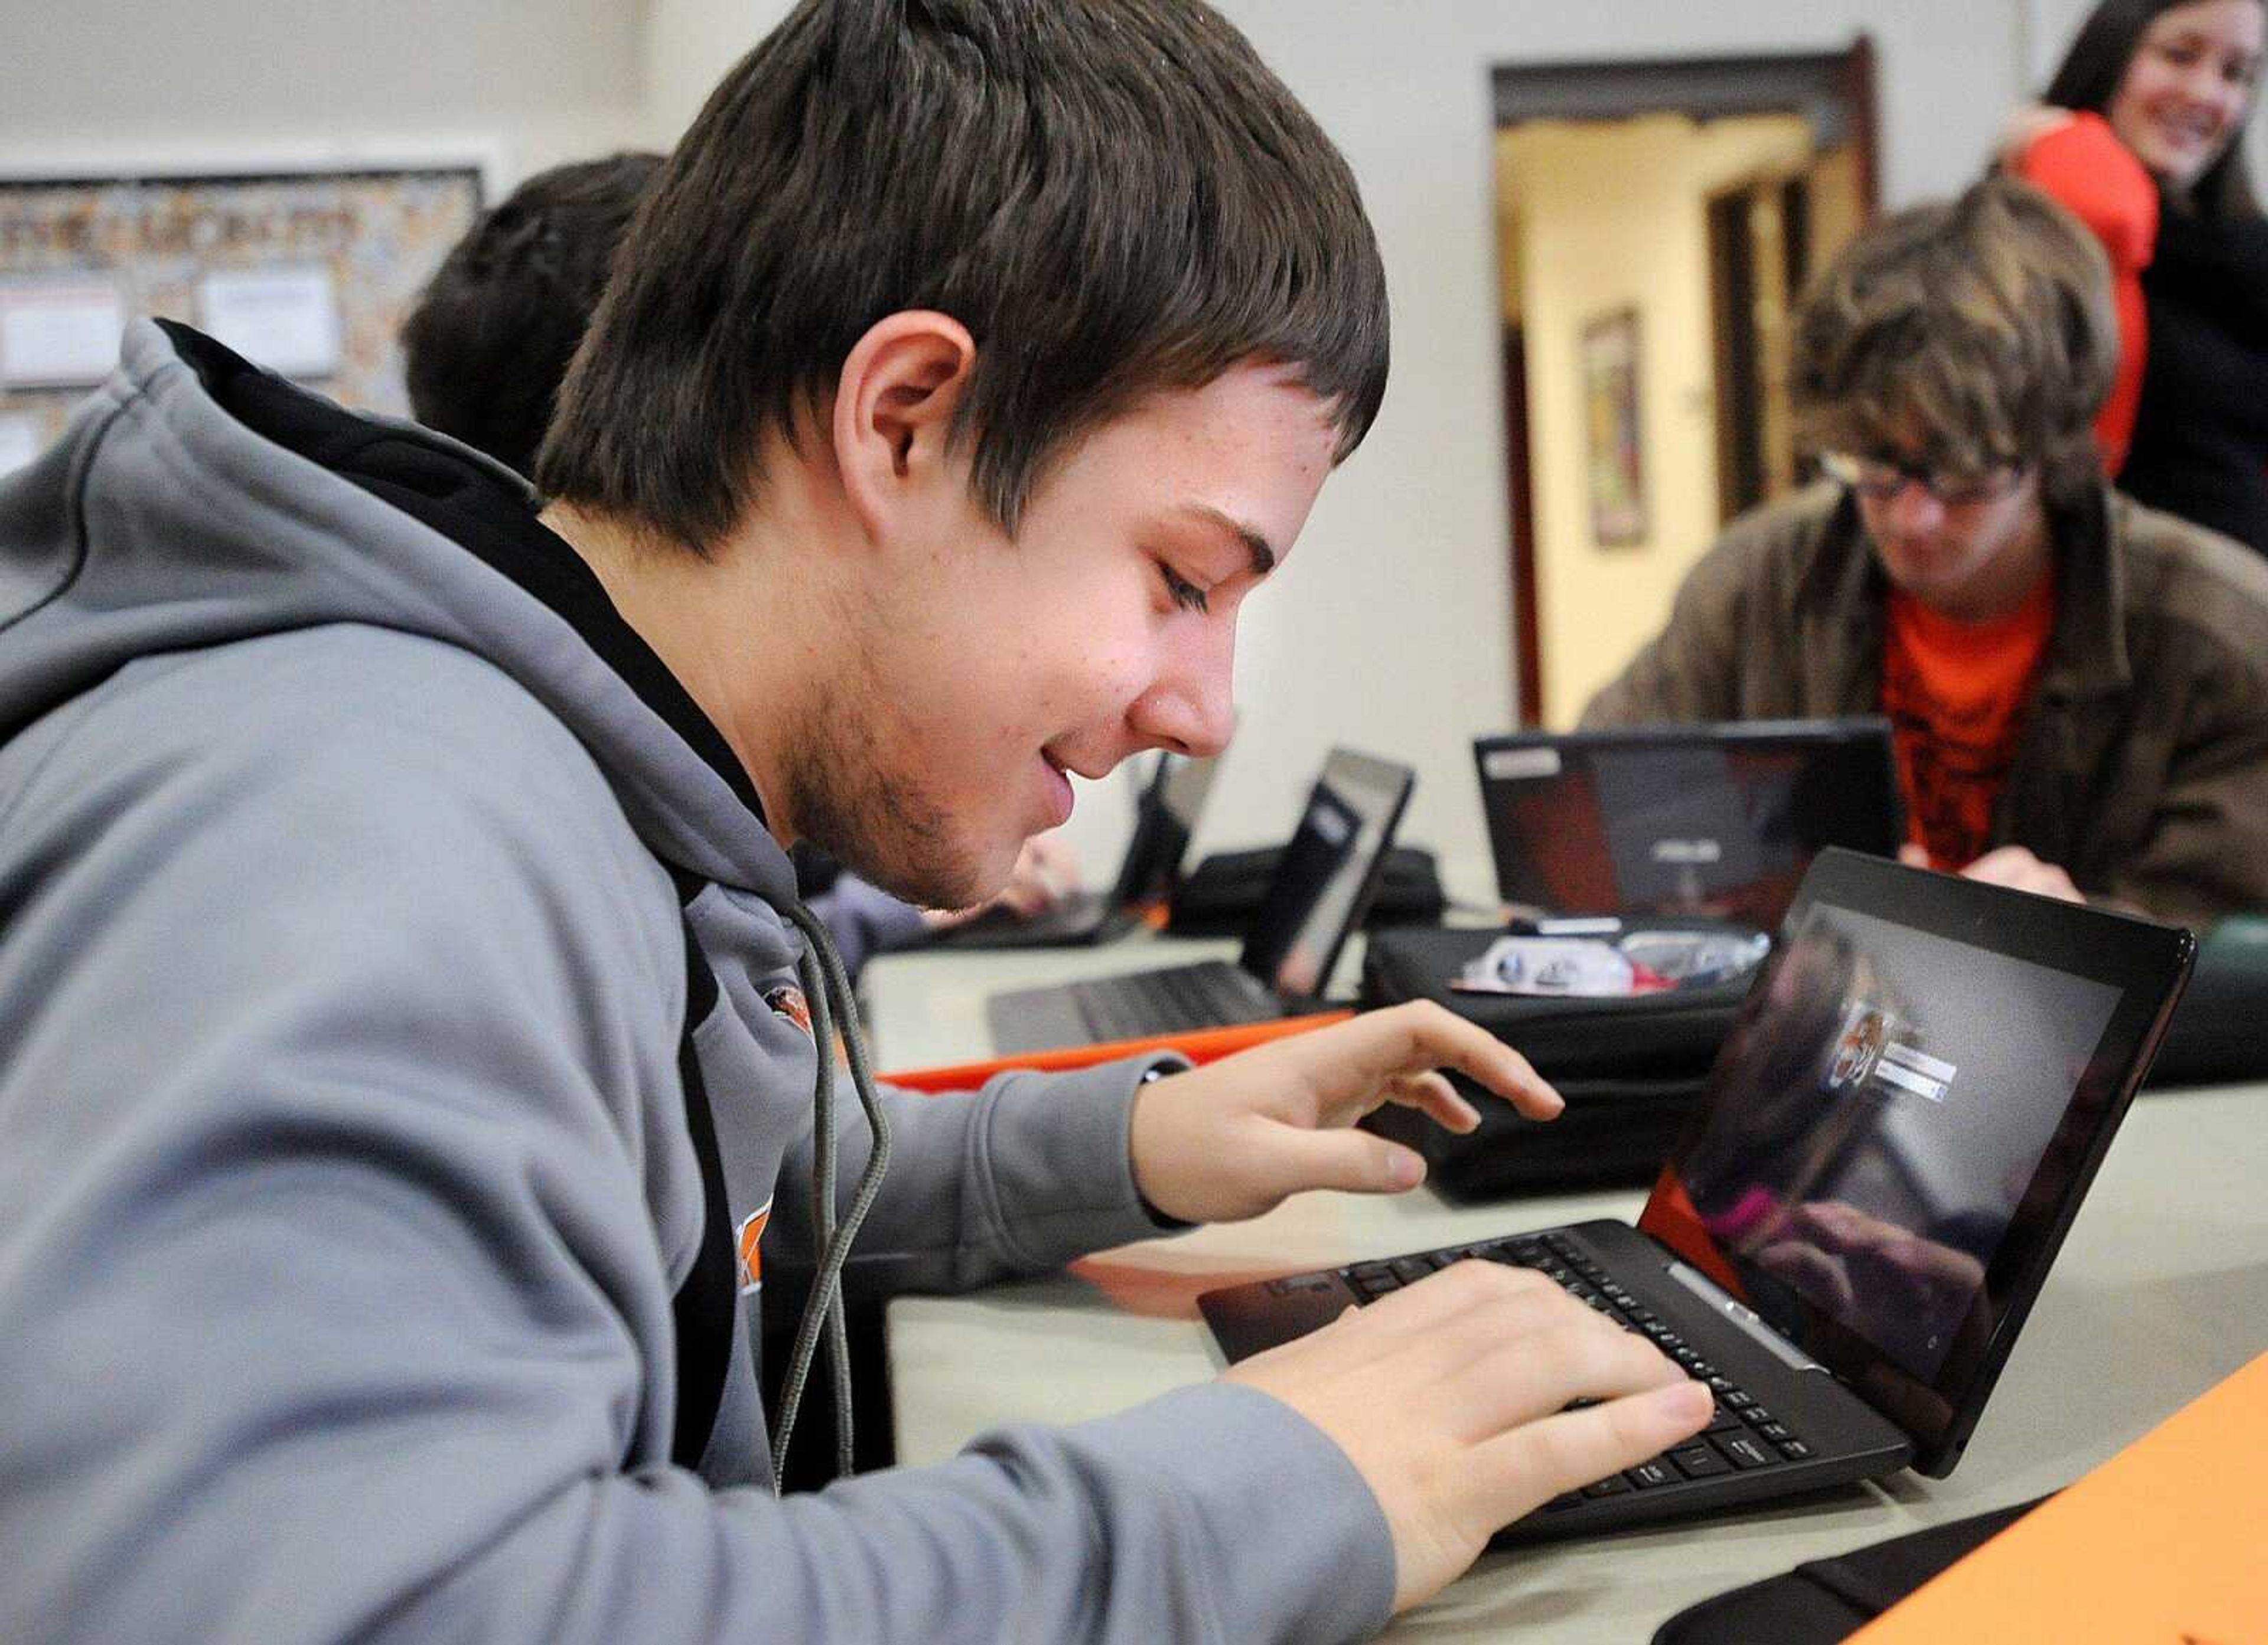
[778,689,988,912]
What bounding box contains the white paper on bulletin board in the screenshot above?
[0,278,126,389]
[197,266,344,379]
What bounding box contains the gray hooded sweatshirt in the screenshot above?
[0,323,1394,1643]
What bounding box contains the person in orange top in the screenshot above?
[2002,0,2268,556]
[1583,177,2268,925]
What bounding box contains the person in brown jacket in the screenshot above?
[1583,176,2268,926]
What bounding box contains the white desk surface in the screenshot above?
[865,940,2268,1641]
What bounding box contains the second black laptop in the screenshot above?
[985,747,1414,1053]
[1473,717,1904,931]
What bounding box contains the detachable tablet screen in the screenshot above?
[1638,848,2194,1473]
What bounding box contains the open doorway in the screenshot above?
[1494,44,1878,728]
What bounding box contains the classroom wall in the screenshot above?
[0,0,650,190]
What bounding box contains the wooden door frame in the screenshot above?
[1492,38,1879,727]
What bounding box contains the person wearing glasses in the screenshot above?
[1583,176,2268,924]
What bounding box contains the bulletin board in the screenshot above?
[0,166,483,473]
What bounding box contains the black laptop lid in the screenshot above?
[1106,753,1219,910]
[1238,748,1416,1001]
[1636,849,2194,1475]
[1472,719,1904,929]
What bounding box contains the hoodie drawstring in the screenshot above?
[771,901,893,1487]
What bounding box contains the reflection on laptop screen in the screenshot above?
[1239,750,1413,1000]
[1661,901,2123,1383]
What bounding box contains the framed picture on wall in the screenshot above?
[1581,306,1646,547]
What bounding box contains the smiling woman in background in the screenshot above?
[2003,0,2268,556]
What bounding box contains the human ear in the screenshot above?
[832,311,977,542]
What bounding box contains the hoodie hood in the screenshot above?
[0,318,797,910]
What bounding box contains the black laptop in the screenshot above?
[1201,848,2193,1539]
[985,747,1415,1053]
[1472,719,1903,932]
[931,752,1218,949]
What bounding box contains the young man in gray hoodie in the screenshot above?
[0,2,1709,1640]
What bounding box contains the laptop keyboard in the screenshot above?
[1070,959,1275,1043]
[1317,1229,1814,1510]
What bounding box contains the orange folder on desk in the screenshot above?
[1852,1351,2268,1643]
[879,1010,1353,1093]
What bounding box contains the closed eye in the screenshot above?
[1160,563,1210,615]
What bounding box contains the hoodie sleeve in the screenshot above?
[760,1053,1195,1307]
[0,632,1395,1645]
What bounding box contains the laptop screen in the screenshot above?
[1638,848,2192,1471]
[1239,748,1415,1001]
[1472,720,1903,930]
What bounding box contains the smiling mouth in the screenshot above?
[2154,113,2223,149]
[1038,752,1077,825]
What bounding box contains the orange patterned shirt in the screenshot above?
[1880,573,2057,871]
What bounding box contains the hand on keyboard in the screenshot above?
[1224,1260,1712,1613]
[1127,1000,1566,1223]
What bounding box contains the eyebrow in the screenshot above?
[1181,504,1278,577]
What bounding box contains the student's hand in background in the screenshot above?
[1224,1262,1713,1611]
[988,830,1080,916]
[1126,1000,1560,1225]
[922,831,1083,930]
[1899,842,2083,903]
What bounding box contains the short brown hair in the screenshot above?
[1791,177,2117,507]
[536,0,1389,550]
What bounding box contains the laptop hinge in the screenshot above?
[1666,1261,1824,1373]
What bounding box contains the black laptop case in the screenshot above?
[1360,923,1754,1199]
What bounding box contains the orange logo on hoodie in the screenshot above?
[764,984,813,1039]
[737,1198,773,1295]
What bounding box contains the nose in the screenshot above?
[2177,60,2237,112]
[1128,618,1237,758]
[1882,478,1946,535]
